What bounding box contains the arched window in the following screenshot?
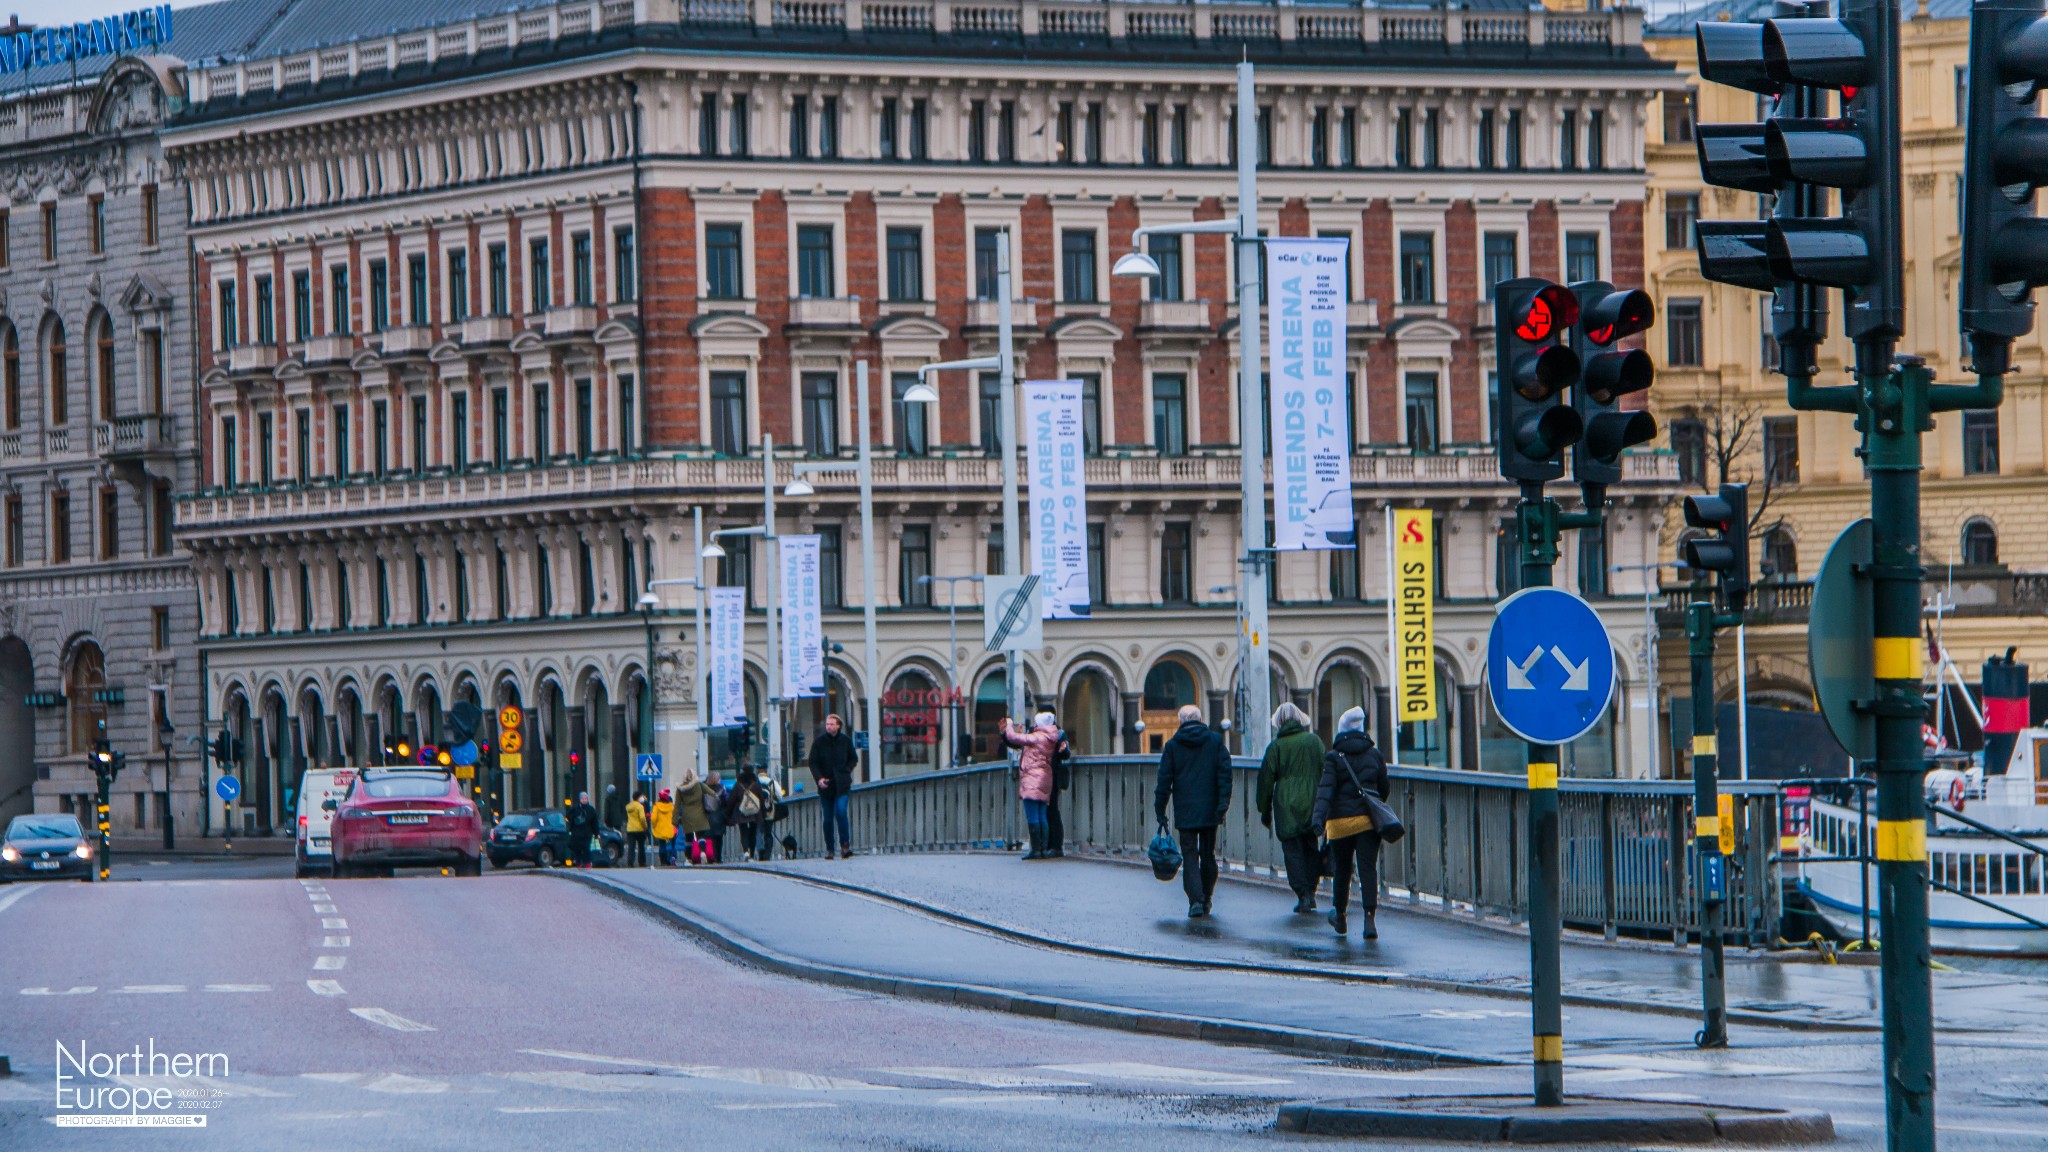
[1141,657,1200,754]
[91,310,115,421]
[44,317,67,425]
[1060,668,1116,757]
[1315,662,1369,746]
[2,323,19,431]
[1761,526,1797,580]
[1962,519,1999,567]
[883,668,943,776]
[66,641,106,754]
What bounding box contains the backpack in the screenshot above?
[738,788,763,818]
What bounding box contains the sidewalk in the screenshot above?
[106,835,292,856]
[577,864,1744,1065]
[741,852,2048,1037]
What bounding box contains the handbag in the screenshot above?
[1331,752,1407,845]
[1148,824,1182,882]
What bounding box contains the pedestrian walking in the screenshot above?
[999,713,1061,860]
[603,784,627,832]
[723,766,777,861]
[566,791,600,868]
[650,789,678,866]
[625,791,650,867]
[676,765,712,864]
[1154,704,1232,918]
[1256,702,1327,914]
[808,714,859,859]
[1312,706,1391,940]
[1044,719,1073,858]
[700,773,728,863]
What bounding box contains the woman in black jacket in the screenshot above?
[1310,706,1390,939]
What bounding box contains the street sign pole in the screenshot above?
[1685,602,1736,1048]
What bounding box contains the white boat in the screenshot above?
[1799,742,2048,955]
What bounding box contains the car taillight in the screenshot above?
[299,816,308,829]
[342,808,370,820]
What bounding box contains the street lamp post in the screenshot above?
[1114,61,1272,756]
[920,573,984,767]
[703,450,783,791]
[640,509,711,789]
[786,361,936,779]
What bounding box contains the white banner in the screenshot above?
[780,534,826,699]
[708,586,748,727]
[1266,236,1355,551]
[1022,379,1090,619]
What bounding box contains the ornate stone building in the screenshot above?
[164,0,1681,834]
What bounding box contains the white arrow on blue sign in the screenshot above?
[1485,587,1617,747]
[214,775,241,802]
[635,754,663,781]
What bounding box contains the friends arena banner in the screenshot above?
[1265,236,1355,551]
[1022,379,1090,619]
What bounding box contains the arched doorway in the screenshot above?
[65,640,106,755]
[881,668,943,777]
[1142,656,1200,754]
[972,668,1010,761]
[334,683,365,765]
[1060,667,1116,756]
[790,665,856,776]
[0,636,33,822]
[1395,663,1455,769]
[257,684,288,833]
[536,675,567,809]
[1315,660,1370,746]
[581,673,612,803]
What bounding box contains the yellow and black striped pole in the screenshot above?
[1684,601,1739,1048]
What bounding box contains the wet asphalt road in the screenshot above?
[0,860,2041,1150]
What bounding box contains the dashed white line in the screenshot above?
[712,1101,838,1111]
[322,936,351,948]
[312,904,339,914]
[112,985,187,995]
[321,918,348,929]
[495,1071,637,1093]
[348,1007,435,1032]
[313,956,346,971]
[20,987,95,996]
[307,979,347,997]
[498,1106,620,1114]
[205,984,271,993]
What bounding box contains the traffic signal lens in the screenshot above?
[1582,291,1655,346]
[1682,537,1739,572]
[1762,18,1870,90]
[397,741,411,759]
[1513,284,1581,341]
[1684,495,1738,531]
[1696,21,1779,95]
[1583,349,1655,403]
[1514,345,1581,401]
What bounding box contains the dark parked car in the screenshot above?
[488,809,623,869]
[0,813,94,882]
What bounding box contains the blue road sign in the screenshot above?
[635,753,663,781]
[1485,587,1617,747]
[214,775,241,802]
[854,731,870,751]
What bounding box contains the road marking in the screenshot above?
[886,1067,1089,1089]
[1296,1068,1458,1082]
[322,936,351,948]
[349,1007,434,1032]
[0,886,41,916]
[313,905,339,914]
[321,918,348,929]
[935,1093,1060,1105]
[307,979,346,997]
[495,1071,639,1093]
[303,1072,447,1094]
[112,985,187,994]
[314,956,346,971]
[518,1050,887,1091]
[498,1106,620,1114]
[205,984,271,993]
[522,1048,709,1073]
[713,1101,839,1111]
[20,987,95,996]
[1039,1062,1291,1087]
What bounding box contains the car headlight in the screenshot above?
[0,846,18,862]
[72,844,92,860]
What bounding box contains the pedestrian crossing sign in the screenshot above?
[636,754,662,781]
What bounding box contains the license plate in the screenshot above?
[29,861,58,871]
[387,814,429,825]
[312,837,328,847]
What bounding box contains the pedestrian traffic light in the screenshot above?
[1695,0,1901,353]
[1962,0,2048,377]
[1567,282,1658,490]
[1493,277,1583,483]
[1681,483,1752,613]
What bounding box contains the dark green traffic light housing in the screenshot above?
[1493,278,1583,483]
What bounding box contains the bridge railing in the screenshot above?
[772,756,1781,946]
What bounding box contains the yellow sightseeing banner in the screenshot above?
[1393,509,1437,724]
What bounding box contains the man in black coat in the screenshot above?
[602,784,627,832]
[808,714,860,858]
[566,791,600,867]
[1154,705,1232,917]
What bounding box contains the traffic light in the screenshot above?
[1962,0,2048,377]
[1493,277,1583,483]
[1695,0,1900,354]
[208,727,243,766]
[1682,483,1752,612]
[1567,282,1658,489]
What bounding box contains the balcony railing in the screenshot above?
[543,306,600,339]
[181,0,1639,115]
[787,298,864,328]
[1138,300,1210,331]
[460,316,516,346]
[177,448,1679,531]
[963,300,1040,329]
[303,335,354,365]
[95,415,176,460]
[1665,573,2048,627]
[376,327,435,356]
[226,346,279,375]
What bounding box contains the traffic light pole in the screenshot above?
[1684,602,1741,1049]
[1516,485,1602,1106]
[95,770,111,882]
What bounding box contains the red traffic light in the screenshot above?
[1513,283,1581,341]
[1581,289,1655,346]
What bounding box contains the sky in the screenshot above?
[9,0,210,29]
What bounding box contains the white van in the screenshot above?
[295,768,359,877]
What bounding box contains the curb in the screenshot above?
[1275,1096,1836,1145]
[559,869,1499,1069]
[735,861,1873,1034]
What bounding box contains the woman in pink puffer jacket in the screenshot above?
[1001,713,1061,860]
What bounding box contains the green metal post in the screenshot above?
[1685,601,1728,1048]
[1517,485,1565,1105]
[1863,358,1935,1148]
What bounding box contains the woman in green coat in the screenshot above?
[1256,702,1327,914]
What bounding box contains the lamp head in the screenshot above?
[784,477,816,498]
[701,541,727,559]
[636,591,661,609]
[900,380,939,404]
[1113,251,1162,279]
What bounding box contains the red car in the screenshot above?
[327,768,484,877]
